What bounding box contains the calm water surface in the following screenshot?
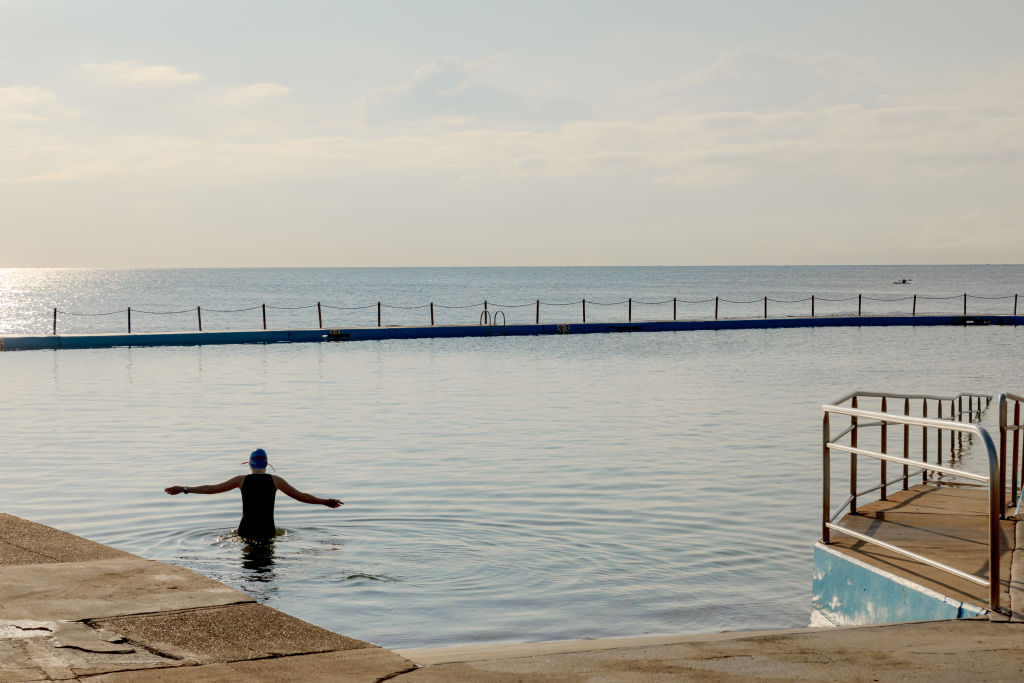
[0,266,1021,648]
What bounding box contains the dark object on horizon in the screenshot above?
[894,278,912,285]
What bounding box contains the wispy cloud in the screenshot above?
[74,61,206,86]
[220,82,292,104]
[363,55,593,128]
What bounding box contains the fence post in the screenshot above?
[128,307,132,334]
[262,303,267,330]
[582,299,586,323]
[937,401,943,466]
[811,295,815,318]
[197,306,202,332]
[1015,294,1019,316]
[715,296,719,320]
[430,302,434,326]
[1014,401,1021,508]
[53,307,57,335]
[536,299,539,324]
[673,297,677,321]
[763,296,767,319]
[628,298,632,322]
[858,294,862,316]
[377,302,381,327]
[912,294,917,316]
[317,302,322,328]
[963,293,967,316]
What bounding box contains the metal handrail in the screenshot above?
[999,393,1024,511]
[831,390,991,422]
[822,402,1002,611]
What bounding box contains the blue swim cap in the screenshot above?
[249,448,268,468]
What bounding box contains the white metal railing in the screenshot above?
[822,392,1002,611]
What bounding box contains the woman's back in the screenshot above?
[238,473,277,540]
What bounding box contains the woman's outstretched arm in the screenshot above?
[164,475,245,496]
[273,475,342,507]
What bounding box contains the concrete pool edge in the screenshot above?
[5,513,1024,680]
[2,313,1022,352]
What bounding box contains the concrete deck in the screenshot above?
[826,483,1022,618]
[5,510,1024,681]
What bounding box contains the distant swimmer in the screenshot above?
[164,448,342,541]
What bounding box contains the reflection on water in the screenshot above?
[240,538,276,578]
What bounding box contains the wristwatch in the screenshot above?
[183,486,190,494]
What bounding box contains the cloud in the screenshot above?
[220,82,292,104]
[363,56,593,128]
[74,61,206,86]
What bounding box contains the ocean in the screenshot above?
[0,265,1021,648]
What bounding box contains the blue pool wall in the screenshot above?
[2,314,1022,352]
[811,543,987,627]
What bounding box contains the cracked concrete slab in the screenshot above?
[93,604,378,665]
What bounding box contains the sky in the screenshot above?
[1,1,1022,267]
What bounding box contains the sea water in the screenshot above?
[0,266,1021,648]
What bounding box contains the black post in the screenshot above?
[628,298,632,322]
[715,296,719,320]
[536,299,539,324]
[317,302,322,328]
[1015,294,1019,316]
[963,293,967,316]
[912,294,917,316]
[582,299,586,323]
[858,294,862,316]
[764,296,767,319]
[53,307,57,336]
[197,306,202,331]
[811,295,815,317]
[673,297,677,321]
[430,302,434,326]
[377,302,381,327]
[262,303,267,330]
[128,307,132,334]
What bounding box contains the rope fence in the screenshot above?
[45,292,1024,335]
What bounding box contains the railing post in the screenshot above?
[262,303,267,330]
[1015,294,1019,316]
[673,297,676,321]
[536,299,539,324]
[53,307,57,335]
[881,396,888,500]
[430,302,434,326]
[811,295,815,318]
[1014,401,1021,508]
[858,294,862,316]
[963,293,967,316]
[937,401,944,466]
[377,301,381,327]
[715,296,719,320]
[128,307,132,334]
[1000,396,1008,518]
[823,411,831,543]
[903,398,910,490]
[850,396,858,514]
[628,298,632,322]
[987,428,1002,611]
[763,296,768,319]
[582,299,586,323]
[317,302,322,328]
[922,399,928,484]
[197,306,202,332]
[912,294,917,316]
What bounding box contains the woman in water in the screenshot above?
[164,448,342,540]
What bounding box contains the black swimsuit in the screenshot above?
[238,473,277,540]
